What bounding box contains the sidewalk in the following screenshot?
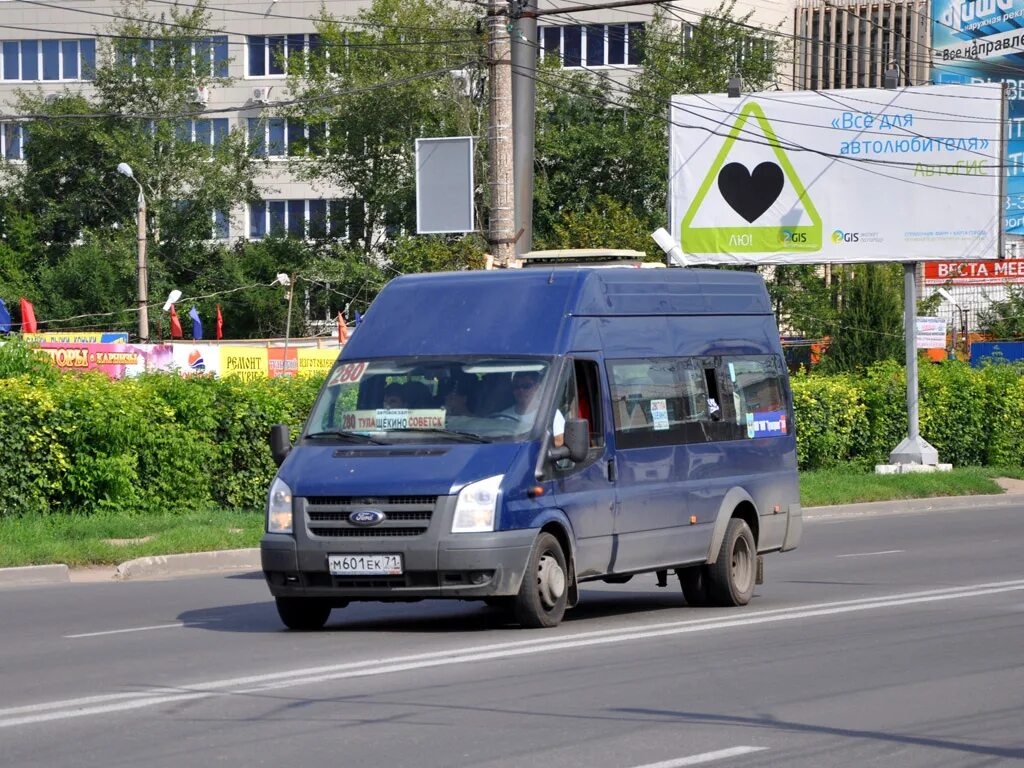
[2,489,1022,588]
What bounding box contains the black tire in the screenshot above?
[707,518,757,606]
[275,596,333,630]
[678,565,711,606]
[514,533,569,628]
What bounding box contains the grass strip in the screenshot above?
[1,466,1022,568]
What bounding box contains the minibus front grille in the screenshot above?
[309,527,428,538]
[302,495,439,538]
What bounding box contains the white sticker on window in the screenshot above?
[650,398,669,431]
[728,362,736,382]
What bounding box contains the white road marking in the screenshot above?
[629,747,767,768]
[4,578,1024,729]
[836,549,905,558]
[64,622,210,639]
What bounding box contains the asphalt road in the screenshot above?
[1,500,1022,768]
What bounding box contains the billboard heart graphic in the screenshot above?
[717,161,784,223]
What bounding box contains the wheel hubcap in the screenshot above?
[537,554,565,609]
[732,537,752,588]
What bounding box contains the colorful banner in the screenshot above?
[39,343,170,378]
[932,0,1021,237]
[26,331,129,344]
[170,344,221,376]
[297,348,339,377]
[267,348,298,379]
[220,347,269,381]
[924,259,1024,284]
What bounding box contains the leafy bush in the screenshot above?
[0,358,1021,516]
[790,373,867,468]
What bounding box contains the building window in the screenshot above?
[540,23,643,68]
[248,198,363,241]
[114,36,227,77]
[246,34,319,77]
[176,118,230,148]
[0,38,96,81]
[247,118,326,158]
[1,122,25,161]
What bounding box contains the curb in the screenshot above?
[0,564,70,587]
[805,492,1024,519]
[114,548,261,581]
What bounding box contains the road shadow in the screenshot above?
[614,707,1024,761]
[176,585,713,634]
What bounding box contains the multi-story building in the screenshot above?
[0,0,791,244]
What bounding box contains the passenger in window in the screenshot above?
[382,383,407,409]
[443,374,476,416]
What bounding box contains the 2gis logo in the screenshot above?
[777,229,808,245]
[831,229,860,244]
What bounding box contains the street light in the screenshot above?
[936,287,968,359]
[117,162,149,342]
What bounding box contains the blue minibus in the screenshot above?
[262,265,801,629]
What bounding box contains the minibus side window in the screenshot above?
[607,358,707,448]
[574,359,604,447]
[718,355,789,440]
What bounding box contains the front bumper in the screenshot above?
[261,494,537,600]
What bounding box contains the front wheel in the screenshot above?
[708,518,757,606]
[275,596,333,630]
[514,533,569,628]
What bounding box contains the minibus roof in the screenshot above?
[342,267,771,359]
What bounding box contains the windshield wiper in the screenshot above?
[305,430,388,445]
[397,428,490,443]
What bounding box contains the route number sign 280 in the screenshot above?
[328,362,368,387]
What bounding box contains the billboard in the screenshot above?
[669,84,1004,264]
[924,258,1024,283]
[932,0,1024,237]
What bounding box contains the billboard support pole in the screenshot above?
[888,262,939,466]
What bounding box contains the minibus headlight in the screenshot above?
[267,476,294,534]
[452,475,503,533]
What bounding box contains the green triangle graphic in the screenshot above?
[681,101,822,254]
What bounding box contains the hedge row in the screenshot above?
[2,346,1022,516]
[791,360,1024,470]
[0,368,322,517]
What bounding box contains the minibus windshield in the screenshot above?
[306,357,553,443]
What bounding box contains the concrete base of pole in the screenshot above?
[887,435,940,466]
[875,461,952,475]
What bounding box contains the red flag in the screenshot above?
[19,298,37,333]
[337,311,348,344]
[169,304,183,338]
[216,304,223,340]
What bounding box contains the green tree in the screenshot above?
[819,264,905,371]
[532,1,783,248]
[6,0,259,335]
[976,285,1024,340]
[284,0,482,254]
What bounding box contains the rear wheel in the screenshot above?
[678,565,711,606]
[275,597,333,630]
[514,533,569,628]
[707,518,756,606]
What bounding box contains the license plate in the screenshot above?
[328,553,403,576]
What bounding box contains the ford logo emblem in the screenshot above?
[349,509,385,526]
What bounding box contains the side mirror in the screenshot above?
[269,424,292,467]
[548,418,589,464]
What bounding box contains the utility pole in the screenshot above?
[136,190,149,341]
[487,0,515,265]
[511,1,537,258]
